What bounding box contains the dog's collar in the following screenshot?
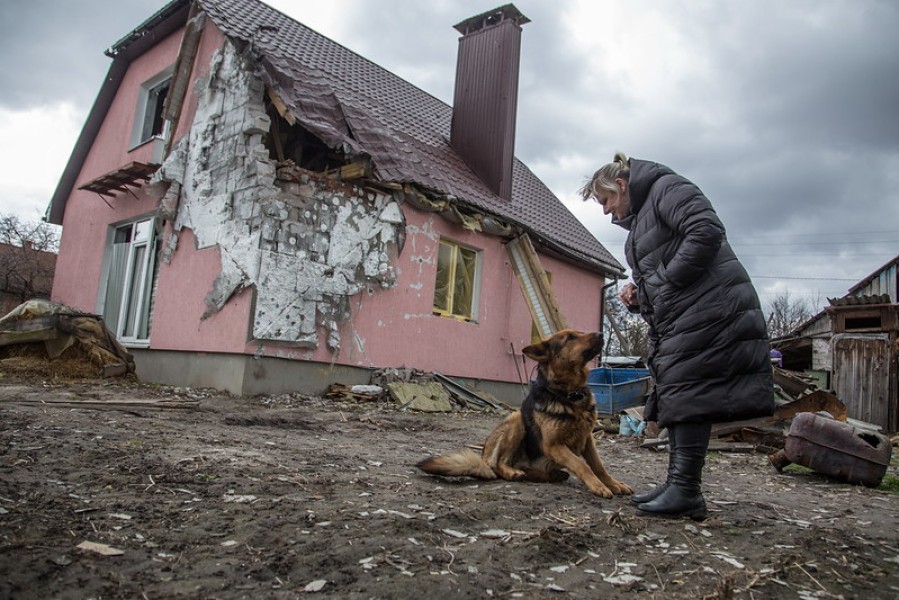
[547,387,588,401]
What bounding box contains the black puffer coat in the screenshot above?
[615,159,774,427]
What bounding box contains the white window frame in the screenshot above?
[130,66,174,150]
[99,217,158,347]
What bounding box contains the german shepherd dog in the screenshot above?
[417,330,633,498]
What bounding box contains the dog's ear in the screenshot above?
[522,340,550,362]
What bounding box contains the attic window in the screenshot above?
[131,67,173,148]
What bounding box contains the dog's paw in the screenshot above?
[587,483,614,498]
[609,480,634,495]
[507,469,529,481]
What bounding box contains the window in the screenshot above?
[131,68,173,147]
[433,239,480,321]
[102,218,158,345]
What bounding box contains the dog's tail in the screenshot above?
[417,449,496,480]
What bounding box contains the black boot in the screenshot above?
[636,422,711,521]
[630,426,676,504]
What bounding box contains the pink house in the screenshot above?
[47,0,623,403]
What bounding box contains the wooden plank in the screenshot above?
[505,234,568,339]
[4,399,200,411]
[710,416,782,437]
[266,86,296,126]
[162,5,206,158]
[520,235,568,332]
[338,161,368,180]
[774,389,847,421]
[507,239,551,338]
[0,328,59,347]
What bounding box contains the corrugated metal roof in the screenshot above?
[198,0,623,276]
[847,252,898,302]
[828,294,893,307]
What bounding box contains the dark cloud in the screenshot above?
[0,0,162,109]
[1,0,895,310]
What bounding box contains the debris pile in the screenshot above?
[0,299,135,380]
[324,368,505,412]
[641,366,872,455]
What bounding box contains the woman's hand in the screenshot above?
[619,282,638,308]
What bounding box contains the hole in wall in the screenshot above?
[263,100,348,173]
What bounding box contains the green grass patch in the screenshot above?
[879,473,899,495]
[784,463,899,494]
[782,464,815,475]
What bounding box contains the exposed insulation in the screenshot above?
[150,41,403,351]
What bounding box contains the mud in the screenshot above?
[1,380,897,599]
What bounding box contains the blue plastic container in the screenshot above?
[588,367,652,414]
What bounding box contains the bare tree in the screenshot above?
[765,290,813,339]
[602,286,650,359]
[0,214,60,310]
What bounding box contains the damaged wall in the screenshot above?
[51,16,608,392]
[150,40,403,352]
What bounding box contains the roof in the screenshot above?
[49,0,624,276]
[847,252,899,296]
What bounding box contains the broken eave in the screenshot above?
[77,162,158,198]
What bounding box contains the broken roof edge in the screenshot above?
[46,1,192,225]
[527,232,626,279]
[257,75,623,276]
[433,193,625,278]
[380,177,624,278]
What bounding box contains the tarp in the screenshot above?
[0,300,135,379]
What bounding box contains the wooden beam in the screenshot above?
[162,2,206,158]
[266,86,296,126]
[505,234,568,339]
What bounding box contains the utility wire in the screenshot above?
[732,239,898,247]
[751,275,857,281]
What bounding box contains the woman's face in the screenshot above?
[594,178,631,220]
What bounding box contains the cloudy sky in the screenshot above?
[1,0,897,314]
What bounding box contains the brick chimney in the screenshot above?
[450,4,530,201]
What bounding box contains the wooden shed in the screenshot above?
[827,299,898,432]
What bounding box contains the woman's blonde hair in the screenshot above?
[579,151,630,201]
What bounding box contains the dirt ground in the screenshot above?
[1,378,898,600]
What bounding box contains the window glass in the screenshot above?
[132,68,173,147]
[141,79,170,141]
[133,220,152,242]
[433,240,479,321]
[434,242,453,313]
[103,218,157,344]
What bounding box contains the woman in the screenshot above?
[580,152,774,520]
